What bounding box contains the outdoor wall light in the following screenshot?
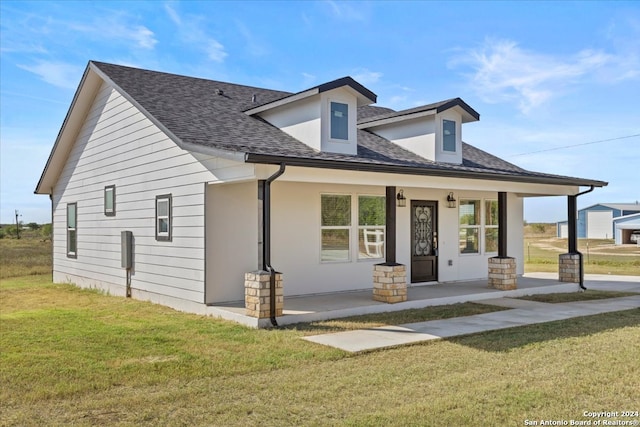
[446,192,457,208]
[396,189,407,207]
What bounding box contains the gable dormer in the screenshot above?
[245,77,376,155]
[358,98,479,164]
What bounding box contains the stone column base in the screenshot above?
[373,264,407,303]
[245,271,283,318]
[488,257,517,290]
[559,253,580,283]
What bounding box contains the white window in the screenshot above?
[330,102,349,140]
[443,119,456,152]
[459,198,499,254]
[358,195,385,259]
[459,199,480,254]
[67,203,77,258]
[321,194,351,262]
[484,200,499,253]
[104,185,115,216]
[156,194,172,242]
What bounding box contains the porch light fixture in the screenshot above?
[396,189,407,207]
[446,192,457,208]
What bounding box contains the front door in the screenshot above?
[411,200,438,283]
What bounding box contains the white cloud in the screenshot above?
[164,3,227,63]
[450,39,614,113]
[68,17,157,50]
[301,72,316,87]
[352,68,382,85]
[205,39,227,63]
[235,20,269,57]
[18,60,83,89]
[324,0,367,21]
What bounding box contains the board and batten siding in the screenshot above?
[52,81,219,308]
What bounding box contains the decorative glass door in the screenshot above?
[411,200,438,282]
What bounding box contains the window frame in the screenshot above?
[329,100,349,142]
[458,198,500,255]
[357,195,386,260]
[104,185,116,216]
[320,193,352,263]
[484,199,499,254]
[155,194,172,242]
[459,199,480,255]
[67,202,77,258]
[442,119,457,153]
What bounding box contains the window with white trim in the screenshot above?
[459,199,480,254]
[459,198,499,254]
[443,119,456,152]
[67,203,77,258]
[484,200,499,253]
[156,194,172,242]
[321,194,351,262]
[104,185,115,216]
[330,101,349,140]
[358,195,385,259]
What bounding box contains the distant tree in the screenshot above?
[41,224,52,241]
[531,223,547,234]
[27,222,41,230]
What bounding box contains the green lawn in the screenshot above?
[2,274,639,426]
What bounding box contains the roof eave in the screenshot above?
[244,153,608,188]
[244,76,377,116]
[35,63,101,195]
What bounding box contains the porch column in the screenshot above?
[559,195,580,283]
[488,192,517,290]
[373,186,407,304]
[245,178,284,320]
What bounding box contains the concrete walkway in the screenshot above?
[304,277,640,353]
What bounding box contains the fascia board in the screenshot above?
[358,110,436,129]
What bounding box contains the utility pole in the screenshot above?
[15,210,21,239]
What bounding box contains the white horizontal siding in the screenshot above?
[52,81,216,304]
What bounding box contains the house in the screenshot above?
[35,61,607,326]
[557,203,640,239]
[613,213,640,245]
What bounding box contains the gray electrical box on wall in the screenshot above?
[121,231,133,269]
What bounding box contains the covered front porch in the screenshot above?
[206,273,584,328]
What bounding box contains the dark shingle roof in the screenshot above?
[358,98,480,125]
[90,61,606,187]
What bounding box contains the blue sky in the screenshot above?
[1,1,639,225]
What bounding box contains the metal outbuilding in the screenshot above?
[557,203,640,240]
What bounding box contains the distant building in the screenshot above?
[557,203,640,240]
[613,213,640,245]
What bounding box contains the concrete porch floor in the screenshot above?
[205,273,640,328]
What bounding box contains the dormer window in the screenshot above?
[443,119,456,152]
[330,102,349,140]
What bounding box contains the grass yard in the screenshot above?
[524,224,640,275]
[518,289,639,303]
[0,235,52,279]
[2,274,639,426]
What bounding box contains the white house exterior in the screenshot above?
[36,61,607,325]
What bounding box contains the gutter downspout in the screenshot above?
[263,163,286,327]
[573,185,595,290]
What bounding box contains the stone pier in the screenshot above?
[373,264,407,303]
[488,257,517,290]
[244,271,283,318]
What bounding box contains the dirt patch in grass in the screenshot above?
[518,289,638,304]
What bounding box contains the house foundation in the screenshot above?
[488,257,517,290]
[373,264,407,303]
[559,253,580,283]
[245,271,283,318]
